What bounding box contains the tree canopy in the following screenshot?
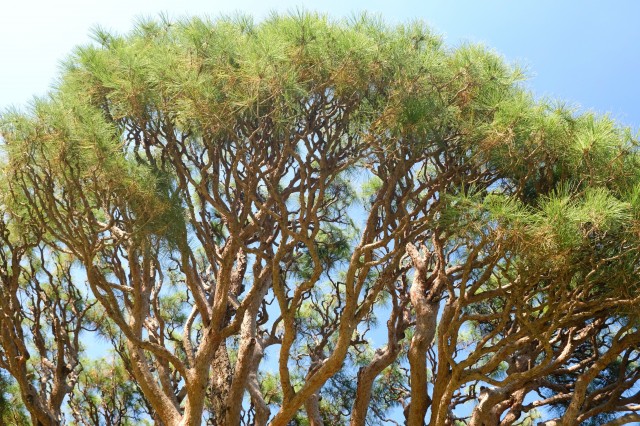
[1,12,639,426]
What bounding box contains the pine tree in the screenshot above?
[1,12,639,426]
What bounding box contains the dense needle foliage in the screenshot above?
[0,12,639,426]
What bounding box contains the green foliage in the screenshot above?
[0,371,29,425]
[69,357,150,425]
[1,10,639,426]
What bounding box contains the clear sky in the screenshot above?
[1,2,638,422]
[2,0,640,128]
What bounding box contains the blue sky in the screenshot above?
[1,1,638,422]
[2,0,640,129]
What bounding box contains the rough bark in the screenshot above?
[405,242,446,426]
